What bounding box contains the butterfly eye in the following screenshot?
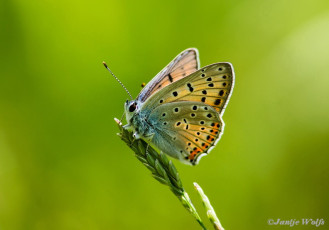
[129,102,137,112]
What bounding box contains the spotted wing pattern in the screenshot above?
[148,101,223,165]
[137,48,199,102]
[144,62,234,115]
[142,62,234,164]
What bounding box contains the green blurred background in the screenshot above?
[1,0,329,229]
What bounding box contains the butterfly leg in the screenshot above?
[133,132,141,139]
[123,124,134,131]
[119,111,125,123]
[125,131,141,147]
[143,132,155,142]
[145,143,150,154]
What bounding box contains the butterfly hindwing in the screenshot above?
[148,101,223,165]
[137,48,199,102]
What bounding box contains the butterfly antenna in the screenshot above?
[102,61,133,100]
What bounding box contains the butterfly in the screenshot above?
[105,48,235,165]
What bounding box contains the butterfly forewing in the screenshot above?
[137,48,199,102]
[148,101,223,165]
[143,62,234,116]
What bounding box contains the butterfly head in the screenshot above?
[124,100,139,122]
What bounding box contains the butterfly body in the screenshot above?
[122,48,234,165]
[124,101,155,140]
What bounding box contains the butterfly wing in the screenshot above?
[143,62,234,115]
[137,48,199,102]
[148,101,223,165]
[143,62,234,164]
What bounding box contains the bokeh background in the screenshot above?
[1,0,329,229]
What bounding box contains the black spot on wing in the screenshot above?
[168,73,173,82]
[214,99,221,105]
[187,83,194,92]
